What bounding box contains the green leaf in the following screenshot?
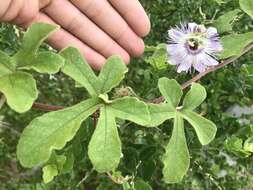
[60,47,100,96]
[61,153,74,174]
[244,137,253,153]
[14,23,59,64]
[88,106,121,172]
[162,113,190,183]
[220,32,253,59]
[42,164,58,184]
[110,97,150,126]
[19,52,64,74]
[240,0,253,19]
[99,94,112,104]
[158,78,182,109]
[17,98,100,168]
[0,50,15,77]
[225,136,251,157]
[213,0,232,4]
[183,83,207,111]
[213,9,241,33]
[147,104,175,127]
[145,43,168,70]
[182,110,217,145]
[0,72,38,113]
[134,180,153,190]
[98,55,128,94]
[123,182,132,190]
[47,152,67,172]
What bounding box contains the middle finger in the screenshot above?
[43,0,130,63]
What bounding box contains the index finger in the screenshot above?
[108,0,151,37]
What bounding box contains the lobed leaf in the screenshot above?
[0,72,38,113]
[17,98,100,168]
[134,180,153,190]
[182,110,217,145]
[147,103,175,127]
[183,83,207,111]
[213,9,241,33]
[0,50,15,77]
[162,113,190,183]
[110,97,150,126]
[158,78,182,109]
[19,52,64,74]
[98,55,128,94]
[240,0,253,19]
[14,23,59,66]
[220,32,253,59]
[60,47,101,96]
[88,106,121,173]
[145,43,168,70]
[42,164,58,184]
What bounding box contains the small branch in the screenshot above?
[32,102,64,111]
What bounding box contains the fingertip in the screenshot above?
[132,38,145,57]
[137,14,151,37]
[121,51,130,64]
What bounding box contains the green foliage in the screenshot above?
[144,44,168,70]
[0,23,64,113]
[17,47,152,180]
[150,78,216,183]
[43,165,58,184]
[0,72,37,113]
[88,106,122,172]
[213,9,241,33]
[240,0,253,19]
[221,32,253,59]
[162,113,190,183]
[17,97,100,168]
[2,0,253,189]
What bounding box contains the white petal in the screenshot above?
[203,54,219,66]
[168,28,186,42]
[207,27,218,37]
[177,62,192,73]
[194,62,206,72]
[188,23,198,32]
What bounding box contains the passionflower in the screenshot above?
[167,23,223,73]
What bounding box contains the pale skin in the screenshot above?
[0,0,151,69]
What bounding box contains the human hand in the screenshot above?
[0,0,150,69]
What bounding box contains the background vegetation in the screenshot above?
[0,0,253,189]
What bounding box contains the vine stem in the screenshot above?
[32,102,64,111]
[32,43,253,111]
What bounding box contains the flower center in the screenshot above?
[187,37,203,51]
